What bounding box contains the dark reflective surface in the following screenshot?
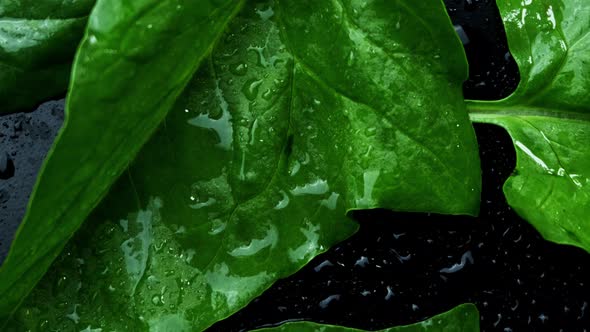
[446,0,520,100]
[0,101,64,262]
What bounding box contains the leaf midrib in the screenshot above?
[466,100,590,123]
[0,16,88,22]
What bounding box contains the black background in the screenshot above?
[1,0,589,331]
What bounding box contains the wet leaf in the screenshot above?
[5,0,479,330]
[253,304,479,332]
[467,0,590,252]
[0,0,244,322]
[0,0,95,113]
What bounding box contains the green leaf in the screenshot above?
[253,304,480,332]
[0,0,244,322]
[277,0,481,215]
[0,0,95,113]
[467,0,590,252]
[5,0,479,330]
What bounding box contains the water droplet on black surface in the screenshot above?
[314,260,334,272]
[354,256,369,268]
[319,295,340,309]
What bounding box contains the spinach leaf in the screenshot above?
[253,304,479,332]
[0,0,244,322]
[278,0,481,214]
[6,0,479,330]
[467,0,590,252]
[0,0,95,113]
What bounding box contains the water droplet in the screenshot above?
[291,179,329,196]
[249,119,259,145]
[314,260,334,272]
[55,275,68,290]
[364,127,377,137]
[319,294,340,309]
[288,223,321,262]
[453,25,470,44]
[188,80,233,150]
[546,5,556,29]
[229,225,278,257]
[320,192,340,210]
[209,219,227,235]
[385,286,395,300]
[256,7,275,20]
[38,319,50,330]
[301,153,310,165]
[290,160,301,176]
[262,88,274,100]
[65,304,80,323]
[355,256,369,267]
[355,170,380,208]
[347,50,355,65]
[274,190,290,210]
[189,194,216,210]
[248,46,271,67]
[242,78,264,100]
[229,63,248,76]
[439,250,473,273]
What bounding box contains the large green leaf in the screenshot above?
[5,0,479,330]
[0,0,244,322]
[254,304,480,332]
[467,0,590,251]
[0,0,95,113]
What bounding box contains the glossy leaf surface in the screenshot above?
[278,0,481,215]
[0,0,95,113]
[0,0,244,322]
[468,0,590,252]
[6,0,479,330]
[254,304,479,332]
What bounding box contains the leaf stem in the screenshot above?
[465,100,590,123]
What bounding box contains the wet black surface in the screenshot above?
[0,0,588,331]
[446,0,520,100]
[0,101,64,262]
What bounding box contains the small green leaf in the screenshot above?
[467,0,590,252]
[6,0,479,330]
[0,0,244,322]
[253,304,480,332]
[0,0,95,113]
